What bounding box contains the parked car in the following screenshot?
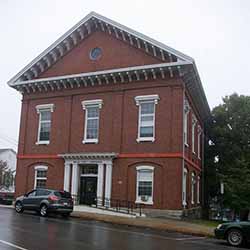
[214,220,250,247]
[15,189,73,217]
[0,192,15,205]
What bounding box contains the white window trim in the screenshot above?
[197,126,202,159]
[135,95,159,143]
[34,166,48,189]
[81,99,103,144]
[192,114,197,154]
[184,111,189,147]
[191,172,195,205]
[197,176,200,204]
[36,104,54,145]
[182,168,188,206]
[81,99,103,109]
[135,165,154,205]
[184,98,190,147]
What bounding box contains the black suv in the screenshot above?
[15,189,74,217]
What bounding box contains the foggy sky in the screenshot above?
[1,0,250,150]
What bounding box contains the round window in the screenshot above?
[89,47,102,60]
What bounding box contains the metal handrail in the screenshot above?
[72,195,143,216]
[94,196,143,216]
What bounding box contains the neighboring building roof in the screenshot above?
[0,148,17,155]
[7,11,210,121]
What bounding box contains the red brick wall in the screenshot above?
[19,79,184,155]
[112,158,183,209]
[38,31,162,79]
[15,158,64,197]
[184,92,202,169]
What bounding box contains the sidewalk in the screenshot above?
[72,206,214,237]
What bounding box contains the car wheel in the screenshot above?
[40,204,48,217]
[15,202,23,213]
[227,229,244,247]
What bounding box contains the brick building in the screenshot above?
[8,12,210,217]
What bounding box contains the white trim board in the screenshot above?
[11,61,191,86]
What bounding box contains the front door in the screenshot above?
[80,177,97,205]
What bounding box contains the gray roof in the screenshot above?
[0,149,17,155]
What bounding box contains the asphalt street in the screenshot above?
[0,207,248,250]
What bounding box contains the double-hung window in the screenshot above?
[183,168,188,206]
[197,126,202,159]
[192,114,197,153]
[197,176,200,204]
[191,172,196,204]
[34,166,48,188]
[36,104,54,145]
[82,99,103,143]
[135,95,159,142]
[136,166,154,204]
[184,98,190,146]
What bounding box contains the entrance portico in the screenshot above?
[59,153,117,205]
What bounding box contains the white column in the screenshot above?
[97,163,104,200]
[105,162,113,201]
[63,162,71,192]
[71,162,79,202]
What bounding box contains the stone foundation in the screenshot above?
[142,207,202,220]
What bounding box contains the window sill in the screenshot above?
[82,139,98,144]
[135,200,153,205]
[136,137,155,143]
[36,141,50,145]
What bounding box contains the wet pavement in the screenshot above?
[0,207,248,250]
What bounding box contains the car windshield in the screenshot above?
[54,191,71,199]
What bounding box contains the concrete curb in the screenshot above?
[0,204,14,209]
[71,211,214,237]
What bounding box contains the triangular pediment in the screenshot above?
[37,30,163,79]
[8,11,193,85]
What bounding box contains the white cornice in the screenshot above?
[12,61,190,86]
